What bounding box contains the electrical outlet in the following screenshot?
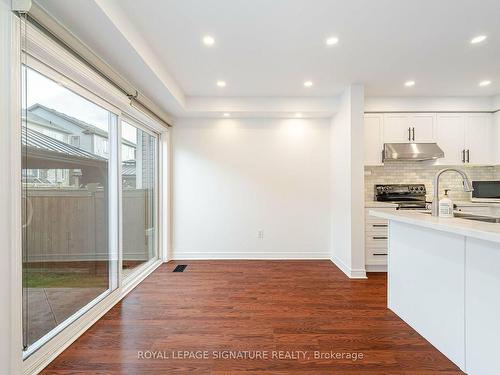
[257,230,264,239]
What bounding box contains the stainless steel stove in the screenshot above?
[375,184,428,210]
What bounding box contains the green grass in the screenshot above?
[24,270,108,288]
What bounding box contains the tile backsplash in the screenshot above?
[365,163,500,202]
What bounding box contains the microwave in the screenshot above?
[472,181,500,202]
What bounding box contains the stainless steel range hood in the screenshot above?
[383,143,444,162]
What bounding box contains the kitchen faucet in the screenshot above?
[431,168,473,216]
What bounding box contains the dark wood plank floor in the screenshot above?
[41,261,464,374]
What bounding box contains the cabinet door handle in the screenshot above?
[373,236,388,240]
[408,127,411,141]
[462,149,466,163]
[373,253,388,256]
[412,127,415,141]
[466,149,470,163]
[372,224,388,228]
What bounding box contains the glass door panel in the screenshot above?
[22,66,117,350]
[121,121,158,278]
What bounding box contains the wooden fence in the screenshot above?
[22,188,154,262]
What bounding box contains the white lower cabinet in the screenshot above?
[365,207,395,271]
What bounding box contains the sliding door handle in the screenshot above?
[412,127,415,141]
[22,196,33,229]
[408,127,411,141]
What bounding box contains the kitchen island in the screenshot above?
[370,209,500,375]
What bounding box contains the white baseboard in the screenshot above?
[366,264,387,272]
[24,259,163,375]
[172,251,330,260]
[331,255,367,279]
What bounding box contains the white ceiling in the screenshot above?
[36,0,500,117]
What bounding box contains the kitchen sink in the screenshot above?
[421,211,500,223]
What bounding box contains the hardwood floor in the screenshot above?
[41,261,464,374]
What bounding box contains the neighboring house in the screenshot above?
[22,126,107,188]
[28,104,136,160]
[122,159,136,188]
[25,104,139,187]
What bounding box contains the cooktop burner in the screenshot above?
[375,184,427,210]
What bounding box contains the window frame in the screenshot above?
[15,16,169,373]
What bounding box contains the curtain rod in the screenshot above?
[24,3,173,128]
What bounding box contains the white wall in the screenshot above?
[330,85,366,278]
[172,117,331,259]
[0,2,22,374]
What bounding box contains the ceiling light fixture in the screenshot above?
[217,80,226,87]
[223,113,230,117]
[203,35,215,46]
[470,35,487,44]
[303,81,313,88]
[404,80,416,87]
[479,80,491,87]
[326,36,339,46]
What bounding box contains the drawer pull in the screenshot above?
[372,224,388,228]
[372,236,388,240]
[373,253,387,256]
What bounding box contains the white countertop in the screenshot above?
[369,209,500,244]
[365,201,398,208]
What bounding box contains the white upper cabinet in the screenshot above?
[465,114,493,165]
[436,114,466,165]
[410,113,436,142]
[364,112,495,166]
[383,114,411,143]
[383,113,435,143]
[436,113,492,165]
[364,114,383,165]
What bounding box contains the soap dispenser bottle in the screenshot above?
[439,189,454,218]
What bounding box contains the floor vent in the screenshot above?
[173,265,187,272]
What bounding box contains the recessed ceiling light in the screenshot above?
[479,80,491,87]
[404,80,416,87]
[470,35,487,44]
[295,113,303,118]
[303,81,313,88]
[203,35,215,46]
[326,36,339,46]
[216,80,226,87]
[223,113,230,117]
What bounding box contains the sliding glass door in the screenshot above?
[19,20,164,356]
[121,120,158,278]
[21,66,118,351]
